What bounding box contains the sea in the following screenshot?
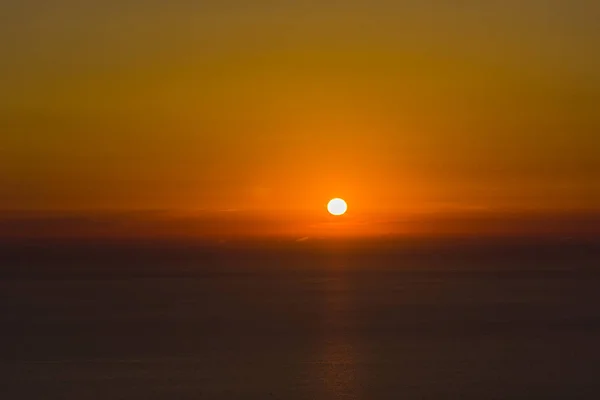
[2,237,599,399]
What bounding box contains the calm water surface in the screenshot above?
[2,240,600,399]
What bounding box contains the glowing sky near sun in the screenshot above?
[1,1,599,215]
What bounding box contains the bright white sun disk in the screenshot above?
[327,198,347,216]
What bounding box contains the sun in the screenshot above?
[327,198,348,216]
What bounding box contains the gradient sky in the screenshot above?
[2,0,599,216]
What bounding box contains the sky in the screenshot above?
[1,1,599,233]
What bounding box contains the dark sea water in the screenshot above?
[2,238,600,399]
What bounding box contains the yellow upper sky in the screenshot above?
[2,1,599,214]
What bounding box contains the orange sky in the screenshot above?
[2,1,599,234]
